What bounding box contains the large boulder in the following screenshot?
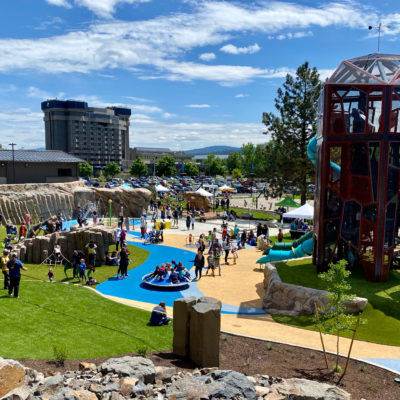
[167,370,256,400]
[262,263,368,316]
[0,359,26,398]
[99,356,155,384]
[271,377,351,399]
[183,192,212,212]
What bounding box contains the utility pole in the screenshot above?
[9,142,16,184]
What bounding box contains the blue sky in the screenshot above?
[1,0,400,151]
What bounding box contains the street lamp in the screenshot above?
[108,199,112,226]
[9,143,16,184]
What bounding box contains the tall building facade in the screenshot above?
[41,100,131,168]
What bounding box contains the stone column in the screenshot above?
[173,297,196,357]
[189,299,221,368]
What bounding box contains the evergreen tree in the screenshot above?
[130,158,148,177]
[262,62,322,204]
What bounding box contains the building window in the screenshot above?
[58,168,72,177]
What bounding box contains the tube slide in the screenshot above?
[265,230,313,252]
[257,238,313,263]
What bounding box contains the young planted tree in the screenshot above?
[262,62,322,204]
[78,162,93,178]
[316,260,359,375]
[105,162,121,178]
[130,157,148,177]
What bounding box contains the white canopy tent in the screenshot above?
[283,203,314,219]
[196,187,213,197]
[155,184,170,192]
[219,184,233,192]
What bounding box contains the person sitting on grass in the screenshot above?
[105,251,119,266]
[169,267,180,284]
[48,267,54,282]
[19,222,27,241]
[86,276,98,286]
[4,235,14,251]
[79,258,87,282]
[149,301,170,326]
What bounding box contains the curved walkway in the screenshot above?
[97,231,400,374]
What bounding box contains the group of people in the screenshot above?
[290,218,310,232]
[1,249,28,298]
[146,260,191,284]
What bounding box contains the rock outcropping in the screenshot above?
[184,192,212,212]
[14,226,116,265]
[263,263,368,316]
[0,182,151,223]
[0,356,351,400]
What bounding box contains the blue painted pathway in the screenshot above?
[97,233,265,315]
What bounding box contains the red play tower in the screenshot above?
[314,53,400,282]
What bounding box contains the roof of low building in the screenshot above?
[0,150,85,163]
[135,147,172,153]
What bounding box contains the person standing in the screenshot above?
[125,216,130,231]
[140,216,147,239]
[24,213,30,231]
[85,240,97,266]
[193,250,205,280]
[119,245,130,279]
[120,228,127,249]
[1,249,10,290]
[223,237,231,265]
[213,245,222,276]
[186,214,191,230]
[7,254,28,298]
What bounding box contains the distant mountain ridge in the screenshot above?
[185,146,240,155]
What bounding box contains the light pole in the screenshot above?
[108,199,112,226]
[9,143,16,184]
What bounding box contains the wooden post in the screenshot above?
[314,302,329,369]
[340,314,361,382]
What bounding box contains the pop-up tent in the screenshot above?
[219,184,233,192]
[155,184,170,192]
[196,188,213,197]
[275,196,300,208]
[283,203,314,219]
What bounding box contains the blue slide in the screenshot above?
[257,135,337,264]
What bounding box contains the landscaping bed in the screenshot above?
[19,333,400,399]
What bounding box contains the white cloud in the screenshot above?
[273,31,314,40]
[124,96,152,103]
[0,1,391,85]
[130,104,163,113]
[45,0,71,8]
[46,0,150,17]
[35,16,64,31]
[186,104,211,108]
[74,0,151,18]
[235,93,248,98]
[220,43,260,55]
[199,52,216,61]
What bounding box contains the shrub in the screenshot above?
[53,344,68,365]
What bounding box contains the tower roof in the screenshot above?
[328,53,400,85]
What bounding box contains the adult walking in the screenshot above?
[1,249,10,290]
[223,237,231,265]
[193,250,205,280]
[118,245,130,279]
[185,214,191,230]
[7,254,28,298]
[140,216,147,239]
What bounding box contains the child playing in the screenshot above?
[79,258,87,281]
[48,267,54,282]
[206,254,215,277]
[231,245,238,264]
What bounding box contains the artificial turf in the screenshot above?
[272,259,400,346]
[0,225,173,359]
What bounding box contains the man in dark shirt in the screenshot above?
[71,250,85,279]
[193,250,205,280]
[7,254,28,298]
[149,302,170,326]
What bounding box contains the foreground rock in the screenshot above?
[1,356,351,400]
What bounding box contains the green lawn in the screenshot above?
[273,259,400,346]
[0,281,172,359]
[20,244,149,287]
[269,232,293,243]
[0,229,169,359]
[216,206,275,221]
